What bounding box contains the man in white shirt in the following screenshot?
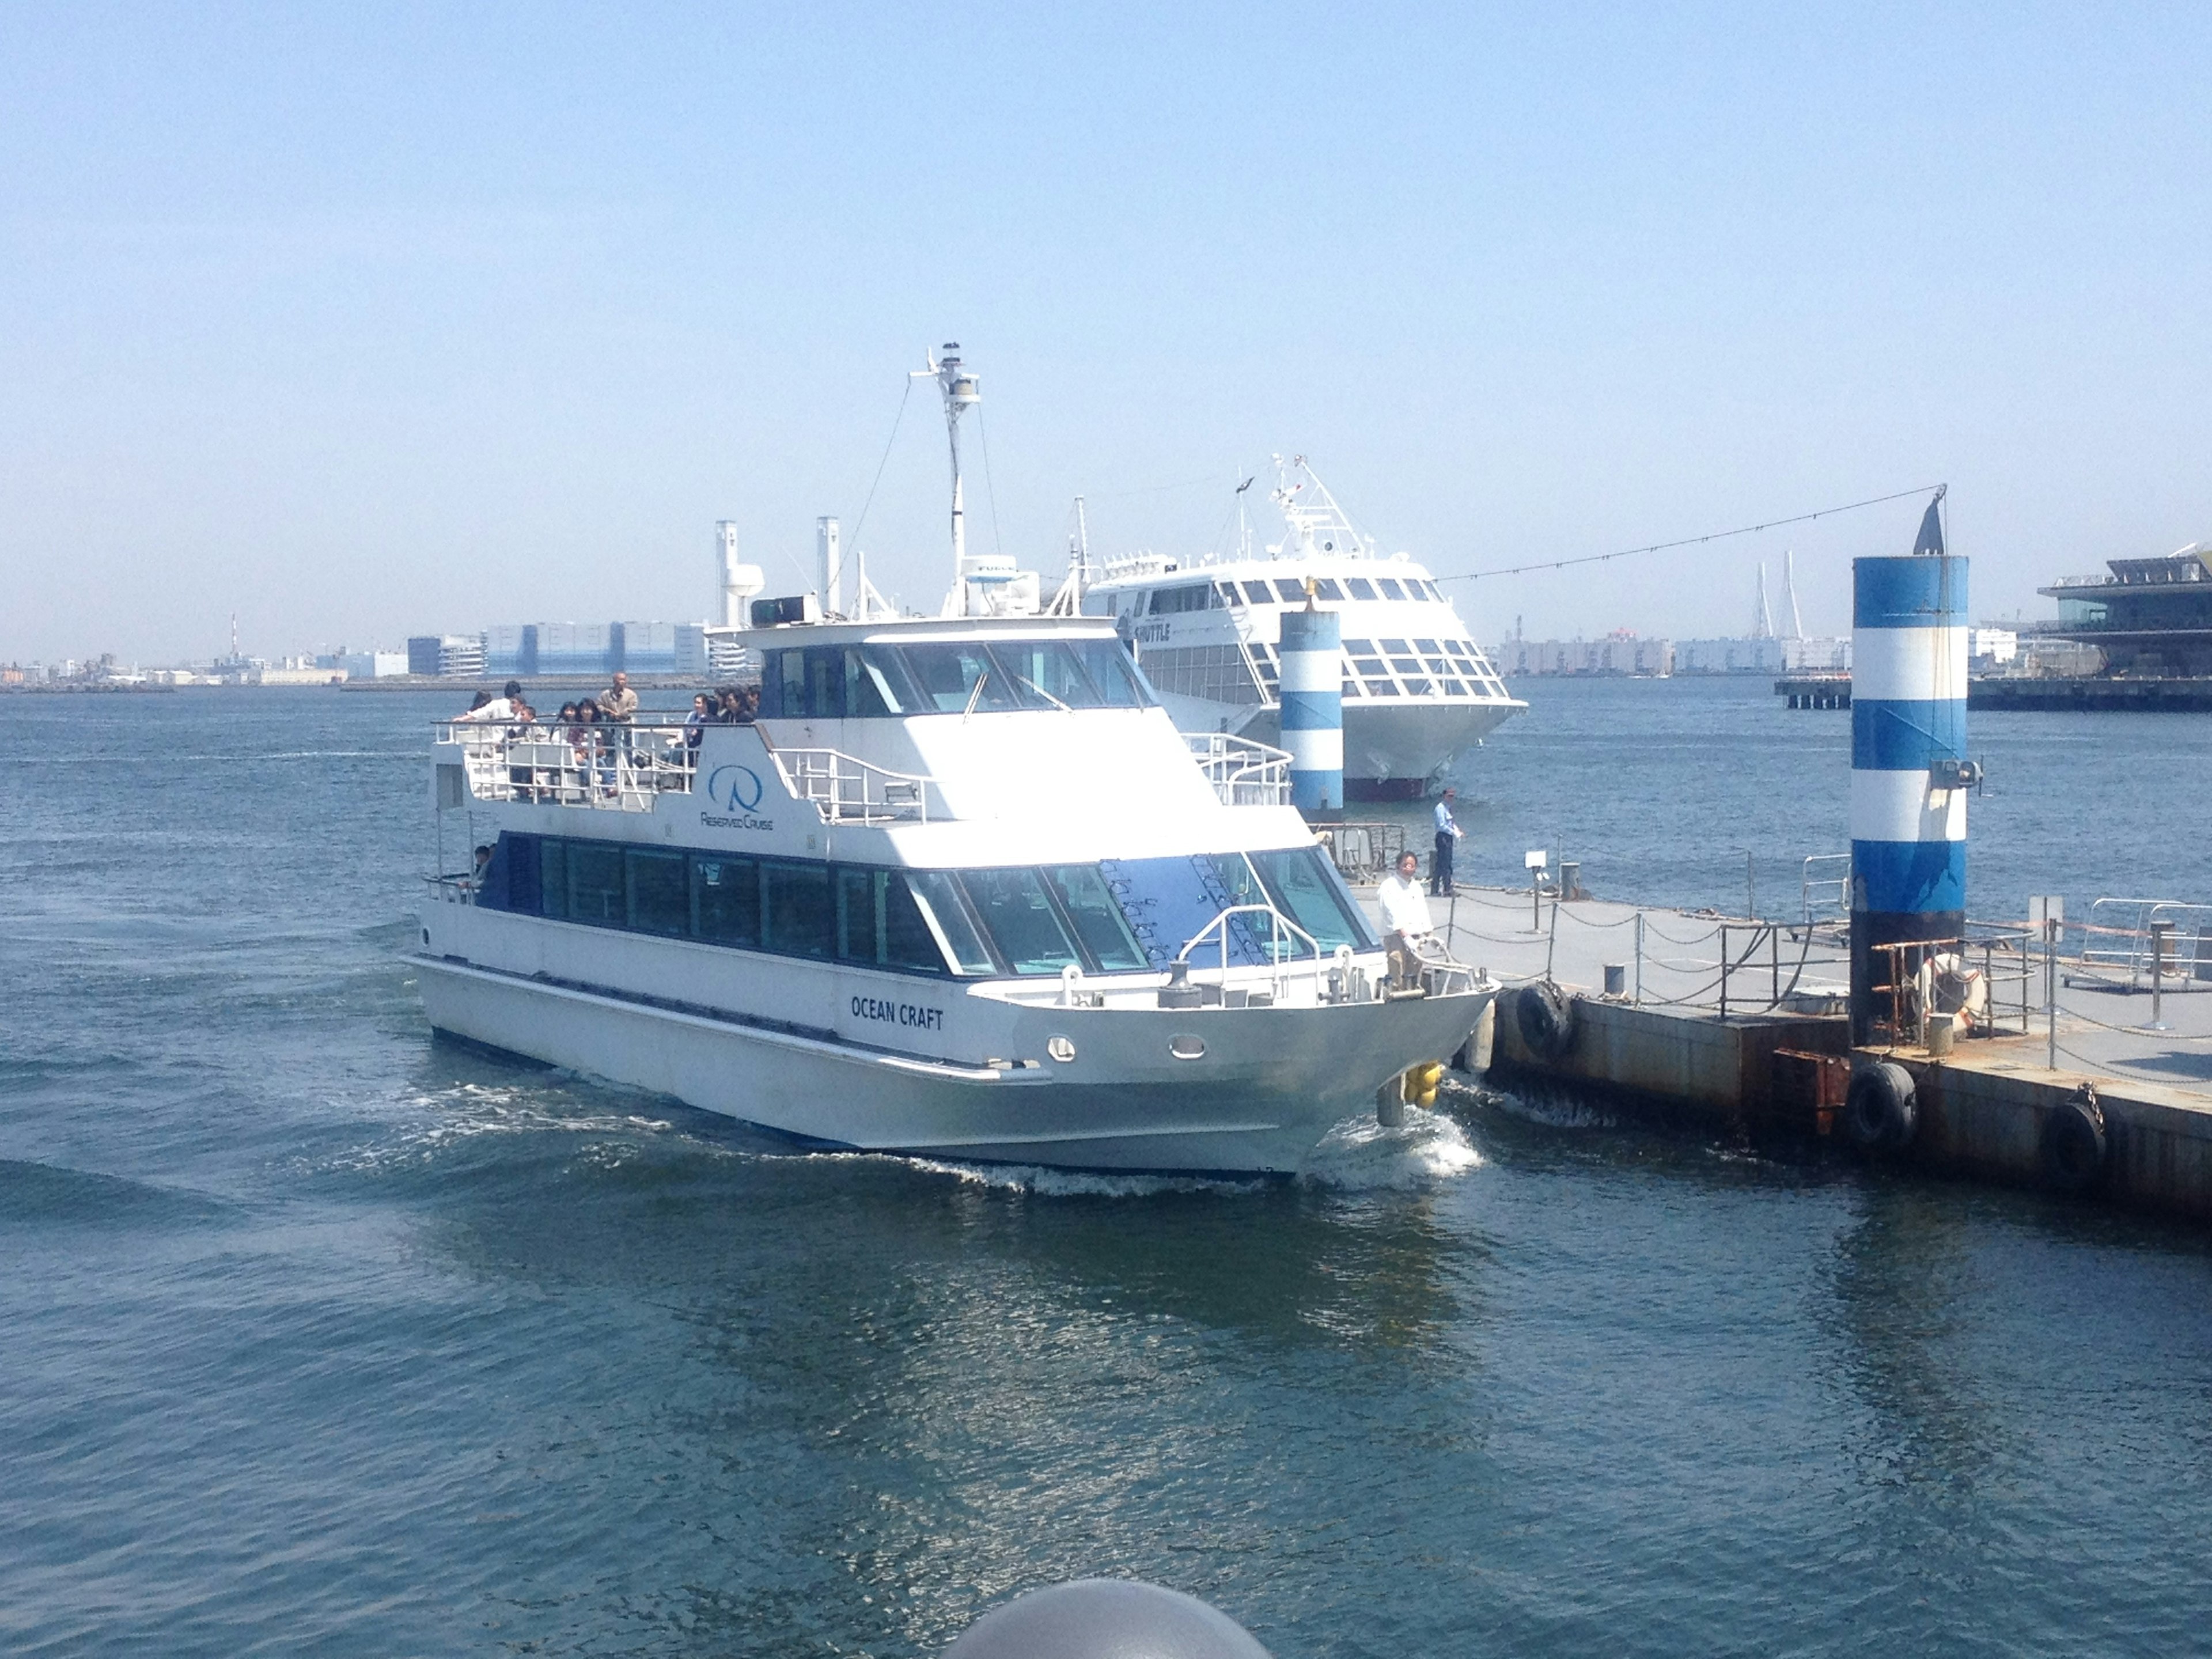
[1431,786,1465,896]
[1377,850,1434,989]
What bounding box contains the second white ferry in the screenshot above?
[1077,459,1526,800]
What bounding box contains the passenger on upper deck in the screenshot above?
[684,694,711,750]
[455,680,526,724]
[600,671,638,725]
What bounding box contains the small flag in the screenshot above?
[1914,485,1948,556]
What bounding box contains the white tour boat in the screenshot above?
[1076,459,1526,800]
[411,348,1495,1173]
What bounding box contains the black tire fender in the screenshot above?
[1845,1061,1918,1151]
[2041,1084,2107,1194]
[1516,981,1577,1062]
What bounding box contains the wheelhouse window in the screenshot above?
[1069,639,1153,707]
[1314,578,1346,601]
[959,868,1084,974]
[991,639,1107,709]
[1376,577,1406,600]
[1042,865,1147,971]
[901,642,1023,712]
[1272,578,1305,603]
[1347,578,1377,601]
[1241,581,1273,605]
[1249,847,1377,953]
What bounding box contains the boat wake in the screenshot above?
[321,1081,687,1174]
[854,1108,1484,1198]
[1296,1108,1483,1189]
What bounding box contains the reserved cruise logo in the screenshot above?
[850,995,945,1032]
[700,763,774,831]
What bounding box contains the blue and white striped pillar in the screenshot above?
[1849,526,1968,1044]
[1278,606,1343,813]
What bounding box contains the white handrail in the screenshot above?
[434,719,698,812]
[1183,731,1292,806]
[1175,903,1324,982]
[764,743,937,824]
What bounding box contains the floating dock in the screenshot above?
[1361,882,2212,1225]
[1775,674,2212,712]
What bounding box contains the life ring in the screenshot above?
[1516,980,1577,1062]
[1844,1061,1918,1151]
[2040,1084,2106,1194]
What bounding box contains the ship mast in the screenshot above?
[913,343,981,604]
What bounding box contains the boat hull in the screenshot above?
[1163,696,1521,798]
[414,955,1490,1175]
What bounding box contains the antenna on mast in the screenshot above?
[914,342,982,607]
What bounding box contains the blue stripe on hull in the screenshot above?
[1852,697,1967,770]
[1851,838,1967,916]
[1854,556,1968,630]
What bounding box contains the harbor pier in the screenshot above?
[1358,881,2212,1224]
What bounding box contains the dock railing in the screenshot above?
[1800,854,1850,927]
[2077,899,2212,992]
[1182,732,1292,806]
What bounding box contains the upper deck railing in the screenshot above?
[771,746,935,824]
[437,717,1283,820]
[1183,731,1291,806]
[437,719,699,811]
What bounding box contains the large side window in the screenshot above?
[835,868,876,961]
[568,842,626,924]
[693,855,759,945]
[1043,866,1147,971]
[539,839,569,919]
[762,859,834,959]
[906,872,997,975]
[959,868,1083,975]
[881,874,948,972]
[626,847,690,937]
[1250,846,1378,953]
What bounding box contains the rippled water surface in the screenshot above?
[5,684,2211,1657]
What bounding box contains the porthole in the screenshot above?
[1168,1034,1206,1061]
[1047,1035,1077,1064]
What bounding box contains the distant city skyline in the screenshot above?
[5,5,2208,663]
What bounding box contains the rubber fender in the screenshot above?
[1410,1060,1444,1108]
[1844,1061,1918,1152]
[1516,980,1578,1062]
[2040,1083,2107,1194]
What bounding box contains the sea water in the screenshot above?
[3,681,2210,1657]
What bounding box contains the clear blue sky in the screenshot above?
[4,2,2207,662]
